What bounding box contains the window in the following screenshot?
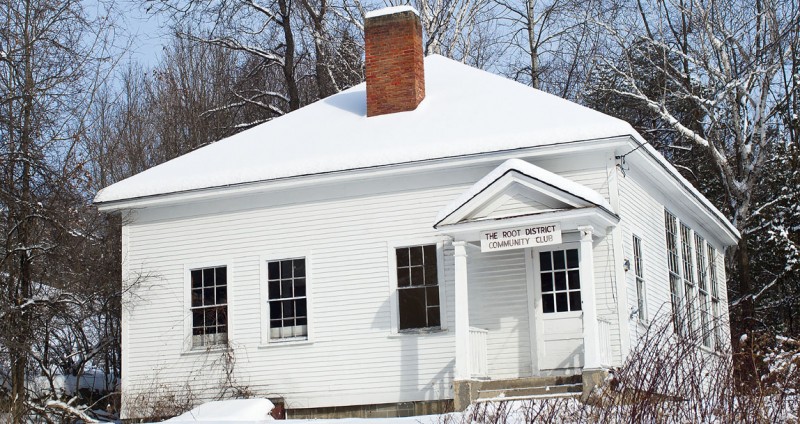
[680,224,697,333]
[708,245,723,350]
[267,258,308,340]
[695,234,712,347]
[633,235,647,322]
[396,244,440,330]
[540,249,581,313]
[190,266,228,347]
[665,211,684,335]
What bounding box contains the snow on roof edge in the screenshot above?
[365,5,419,19]
[434,158,613,225]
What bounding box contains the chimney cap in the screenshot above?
[365,5,419,19]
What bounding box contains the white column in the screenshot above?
[579,226,602,370]
[453,241,471,380]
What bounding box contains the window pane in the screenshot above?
[215,267,227,286]
[281,280,293,298]
[270,319,282,329]
[269,301,281,320]
[281,260,292,279]
[191,288,202,307]
[297,317,307,326]
[268,261,279,279]
[566,249,579,268]
[540,252,552,271]
[409,246,423,266]
[568,270,580,289]
[294,259,305,278]
[192,310,203,328]
[216,286,227,304]
[542,294,555,313]
[191,270,202,288]
[217,308,227,325]
[569,291,582,311]
[203,268,215,286]
[399,287,427,329]
[204,308,216,327]
[203,287,215,306]
[424,247,438,285]
[554,271,567,291]
[553,250,566,270]
[396,248,409,267]
[282,300,294,318]
[426,286,439,307]
[556,292,569,312]
[541,273,553,292]
[397,267,411,287]
[295,299,307,318]
[410,266,424,286]
[268,280,280,300]
[294,278,306,297]
[427,307,440,327]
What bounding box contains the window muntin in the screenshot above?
[540,249,581,313]
[665,211,684,335]
[190,266,228,347]
[633,235,647,322]
[267,258,308,340]
[695,234,712,347]
[396,244,440,330]
[680,224,697,333]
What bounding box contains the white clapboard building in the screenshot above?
[96,6,738,419]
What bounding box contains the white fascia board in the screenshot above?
[622,137,740,246]
[95,136,631,213]
[436,207,619,241]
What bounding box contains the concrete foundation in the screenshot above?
[287,399,453,419]
[581,368,609,402]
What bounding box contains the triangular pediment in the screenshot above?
[434,159,612,228]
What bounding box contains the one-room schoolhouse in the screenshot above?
[95,6,739,420]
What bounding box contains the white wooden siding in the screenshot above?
[121,157,620,414]
[124,182,465,411]
[617,167,732,350]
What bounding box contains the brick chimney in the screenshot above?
[364,6,425,117]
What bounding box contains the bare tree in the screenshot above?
[0,0,122,419]
[593,0,800,338]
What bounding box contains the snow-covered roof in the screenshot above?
[94,55,638,204]
[365,5,418,18]
[434,159,613,226]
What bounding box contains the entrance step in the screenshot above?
[475,375,583,401]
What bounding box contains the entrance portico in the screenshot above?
[433,159,619,407]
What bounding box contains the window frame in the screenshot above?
[537,247,582,314]
[695,234,712,348]
[664,211,685,335]
[707,244,723,351]
[632,235,647,323]
[680,223,697,334]
[259,250,314,346]
[387,239,447,335]
[183,260,233,352]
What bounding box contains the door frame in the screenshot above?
[526,240,584,372]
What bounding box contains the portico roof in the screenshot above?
[434,159,618,236]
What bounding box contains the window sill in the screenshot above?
[181,345,230,356]
[389,327,448,338]
[259,338,313,349]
